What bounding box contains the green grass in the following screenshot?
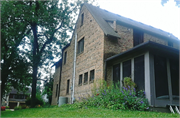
[1,106,179,117]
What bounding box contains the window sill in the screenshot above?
[77,51,84,56]
[78,84,82,86]
[89,80,94,84]
[83,82,88,85]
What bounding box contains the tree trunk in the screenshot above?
[31,23,38,107]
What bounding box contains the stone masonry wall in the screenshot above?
[144,33,179,49]
[51,66,60,105]
[59,5,105,103]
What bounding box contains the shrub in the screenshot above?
[73,79,149,111]
[14,106,22,110]
[5,106,9,109]
[1,106,6,111]
[25,95,45,107]
[21,105,27,109]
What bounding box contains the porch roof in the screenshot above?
[106,41,179,63]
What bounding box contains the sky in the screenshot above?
[97,0,180,39]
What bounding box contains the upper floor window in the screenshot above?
[133,30,144,47]
[81,13,84,26]
[78,38,84,54]
[64,51,67,64]
[168,41,173,47]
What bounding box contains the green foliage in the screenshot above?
[25,95,45,106]
[42,77,53,104]
[74,79,149,111]
[14,106,22,110]
[123,77,136,89]
[21,105,27,109]
[5,106,9,109]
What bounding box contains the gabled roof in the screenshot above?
[84,3,179,41]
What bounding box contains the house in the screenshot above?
[51,3,179,108]
[3,87,31,109]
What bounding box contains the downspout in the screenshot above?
[72,33,77,104]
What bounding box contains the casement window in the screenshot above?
[81,13,84,26]
[56,84,58,97]
[90,70,95,82]
[122,60,131,79]
[113,64,120,83]
[79,74,83,85]
[134,55,145,91]
[64,51,67,64]
[168,41,173,47]
[84,72,88,84]
[66,79,70,94]
[78,38,84,54]
[133,30,144,47]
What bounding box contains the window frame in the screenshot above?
[81,13,84,26]
[133,29,144,47]
[90,70,95,82]
[78,74,83,86]
[77,38,84,54]
[84,72,88,84]
[64,51,67,64]
[66,79,70,94]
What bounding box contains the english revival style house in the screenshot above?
[51,3,179,108]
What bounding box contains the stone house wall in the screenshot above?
[59,5,105,103]
[51,66,60,105]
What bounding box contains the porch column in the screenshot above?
[145,52,151,105]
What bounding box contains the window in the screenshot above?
[84,72,88,84]
[81,13,84,26]
[78,38,84,54]
[113,64,120,83]
[133,30,144,47]
[90,70,95,82]
[154,56,169,99]
[79,74,83,85]
[64,51,67,64]
[66,79,70,94]
[123,60,131,79]
[169,59,179,100]
[134,55,145,91]
[168,41,173,47]
[56,84,58,97]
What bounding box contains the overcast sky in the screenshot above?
[97,0,180,39]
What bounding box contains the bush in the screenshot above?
[14,106,22,110]
[21,105,27,109]
[25,95,45,107]
[5,106,9,109]
[73,79,149,111]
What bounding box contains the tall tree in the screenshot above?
[1,1,32,100]
[2,0,97,107]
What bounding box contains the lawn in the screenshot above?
[1,106,179,117]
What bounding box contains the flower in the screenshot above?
[133,88,136,92]
[121,91,124,94]
[140,101,144,104]
[146,107,149,109]
[96,93,99,96]
[128,85,130,89]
